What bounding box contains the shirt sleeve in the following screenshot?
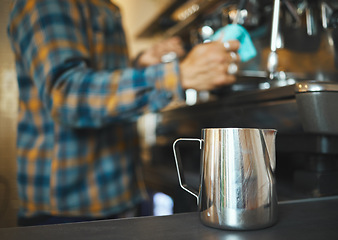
[8,0,184,128]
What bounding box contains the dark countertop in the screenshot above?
[1,196,338,240]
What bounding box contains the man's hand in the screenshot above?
[137,36,186,67]
[179,40,240,91]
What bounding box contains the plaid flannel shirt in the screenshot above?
[8,0,183,218]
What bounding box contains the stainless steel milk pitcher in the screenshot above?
[173,128,278,230]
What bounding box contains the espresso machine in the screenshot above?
[137,0,338,214]
[172,0,338,88]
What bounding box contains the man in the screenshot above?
[7,0,240,226]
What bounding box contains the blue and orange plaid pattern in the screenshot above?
[8,0,183,218]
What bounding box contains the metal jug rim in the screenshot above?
[201,127,277,132]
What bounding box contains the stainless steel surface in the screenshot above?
[267,0,280,80]
[270,0,280,53]
[267,51,279,80]
[295,81,338,134]
[173,128,278,230]
[321,2,333,29]
[233,0,247,24]
[173,138,202,200]
[295,81,338,92]
[305,5,317,36]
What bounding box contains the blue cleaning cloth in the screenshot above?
[210,24,257,62]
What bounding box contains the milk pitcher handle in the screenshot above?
[173,138,203,201]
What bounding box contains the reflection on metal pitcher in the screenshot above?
[173,128,278,230]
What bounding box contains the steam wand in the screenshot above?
[267,0,281,80]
